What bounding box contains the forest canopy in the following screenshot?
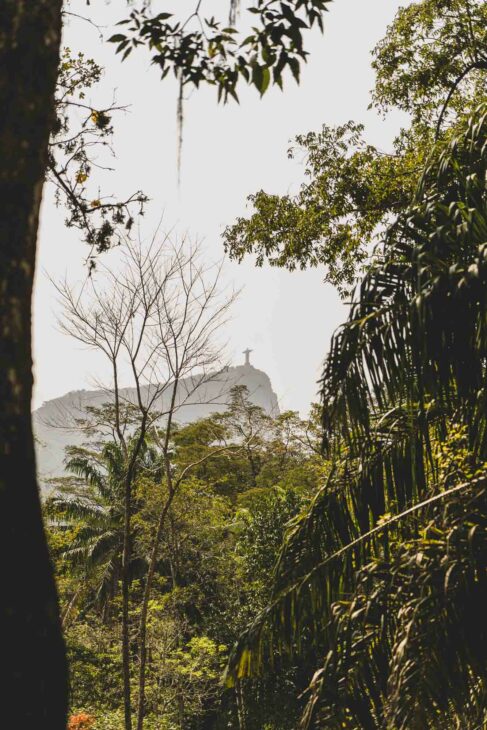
[223,0,487,295]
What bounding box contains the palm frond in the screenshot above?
[227,103,487,729]
[45,494,107,525]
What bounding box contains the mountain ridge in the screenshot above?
[33,363,279,482]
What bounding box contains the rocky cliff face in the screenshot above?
[33,364,279,483]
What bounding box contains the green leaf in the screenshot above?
[289,57,300,83]
[260,67,270,95]
[108,34,126,43]
[252,65,270,95]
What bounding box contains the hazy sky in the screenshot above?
[34,0,406,414]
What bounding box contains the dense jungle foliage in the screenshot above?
[42,1,487,729]
[47,391,326,729]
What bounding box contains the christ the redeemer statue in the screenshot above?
[243,348,253,366]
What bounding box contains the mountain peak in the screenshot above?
[33,363,279,483]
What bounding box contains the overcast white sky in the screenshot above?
[33,0,406,414]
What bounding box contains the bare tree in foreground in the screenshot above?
[56,234,238,730]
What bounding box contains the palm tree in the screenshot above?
[46,439,155,617]
[228,105,487,729]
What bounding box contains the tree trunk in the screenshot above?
[136,485,177,730]
[178,692,185,730]
[121,420,148,730]
[136,385,180,730]
[235,680,247,730]
[121,471,134,730]
[0,2,67,727]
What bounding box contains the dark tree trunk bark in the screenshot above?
[121,419,148,730]
[121,485,134,730]
[0,2,67,727]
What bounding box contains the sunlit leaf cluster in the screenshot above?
[48,48,147,263]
